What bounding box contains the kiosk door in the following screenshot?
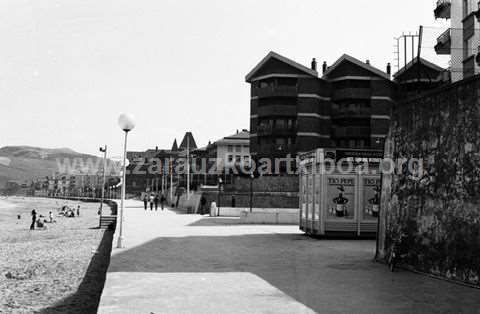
[300,171,307,231]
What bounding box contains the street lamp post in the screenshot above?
[250,173,254,213]
[217,177,223,217]
[99,145,107,216]
[117,113,136,249]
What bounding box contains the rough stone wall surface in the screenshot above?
[226,175,299,193]
[201,191,298,209]
[381,75,480,286]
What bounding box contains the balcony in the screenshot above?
[256,143,296,156]
[254,86,298,98]
[332,88,372,101]
[434,0,451,19]
[434,28,451,55]
[257,125,297,136]
[332,127,371,138]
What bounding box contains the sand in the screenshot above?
[0,197,111,314]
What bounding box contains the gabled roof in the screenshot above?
[393,57,444,79]
[245,51,318,82]
[171,139,178,151]
[323,54,390,80]
[179,132,197,151]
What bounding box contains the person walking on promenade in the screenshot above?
[30,209,37,230]
[143,194,148,210]
[160,194,166,210]
[154,194,159,211]
[200,195,207,215]
[77,205,80,217]
[149,194,154,210]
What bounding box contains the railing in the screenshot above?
[256,143,296,155]
[436,0,450,7]
[434,0,451,19]
[254,86,298,98]
[256,125,297,136]
[437,28,451,44]
[332,127,370,138]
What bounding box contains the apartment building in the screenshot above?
[246,51,395,159]
[434,0,480,81]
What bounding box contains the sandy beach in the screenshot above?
[0,197,112,314]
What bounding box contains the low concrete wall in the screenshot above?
[215,207,298,217]
[210,207,299,225]
[239,211,299,225]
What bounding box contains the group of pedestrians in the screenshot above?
[143,193,166,211]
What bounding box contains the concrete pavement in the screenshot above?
[98,201,480,314]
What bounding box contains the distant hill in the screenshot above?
[0,146,117,188]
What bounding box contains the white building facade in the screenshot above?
[435,0,480,81]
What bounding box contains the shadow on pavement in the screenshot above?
[38,230,114,314]
[187,217,242,226]
[106,233,480,313]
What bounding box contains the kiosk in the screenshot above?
[299,148,383,237]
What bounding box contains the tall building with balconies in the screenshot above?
[245,51,395,160]
[434,0,480,81]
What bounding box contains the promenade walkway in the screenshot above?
[98,201,480,314]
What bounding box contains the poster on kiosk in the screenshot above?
[326,177,355,220]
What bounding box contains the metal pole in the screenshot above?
[250,175,253,213]
[411,35,415,61]
[100,145,107,215]
[170,158,173,203]
[404,34,407,68]
[117,131,128,248]
[187,136,190,200]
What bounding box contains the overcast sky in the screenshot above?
[1,0,449,157]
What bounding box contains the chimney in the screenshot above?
[311,58,317,71]
[386,63,391,78]
[322,61,327,74]
[366,60,370,65]
[236,129,239,134]
[155,146,158,151]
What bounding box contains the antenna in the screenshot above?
[393,31,420,70]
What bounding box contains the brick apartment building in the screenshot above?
[246,51,447,160]
[246,51,396,159]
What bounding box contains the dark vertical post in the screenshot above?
[404,34,407,67]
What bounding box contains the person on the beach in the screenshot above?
[160,194,166,210]
[76,205,80,217]
[149,194,154,210]
[30,209,37,230]
[49,211,53,223]
[143,194,148,210]
[154,194,159,210]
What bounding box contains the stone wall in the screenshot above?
[201,191,298,210]
[379,75,480,286]
[226,175,298,193]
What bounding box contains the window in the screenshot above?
[235,145,241,152]
[275,138,286,145]
[235,156,241,163]
[227,145,233,152]
[276,119,286,129]
[227,155,233,162]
